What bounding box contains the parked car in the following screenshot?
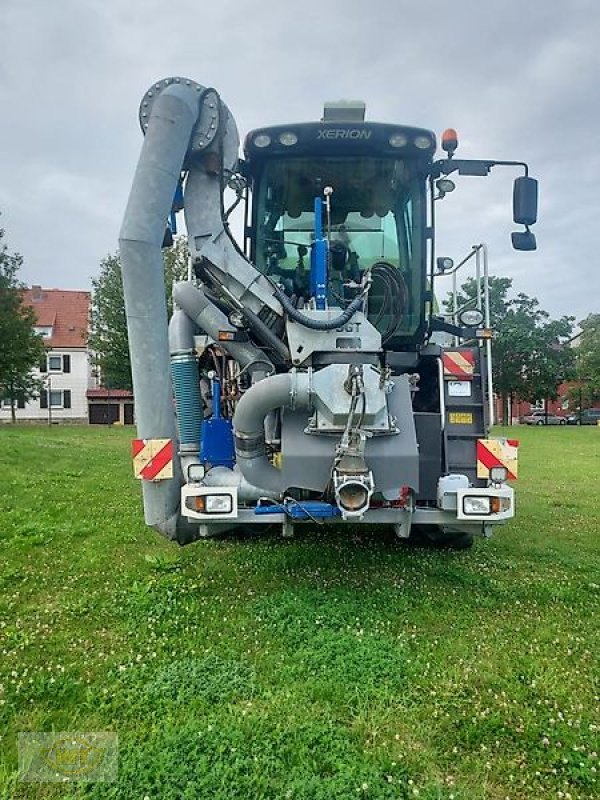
[566,408,600,426]
[521,410,567,425]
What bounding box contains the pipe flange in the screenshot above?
[138,76,219,154]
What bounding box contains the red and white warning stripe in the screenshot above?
[132,438,174,481]
[476,438,519,480]
[442,350,475,380]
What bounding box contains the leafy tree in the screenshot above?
[89,237,189,389]
[446,277,575,422]
[570,313,600,411]
[0,224,47,423]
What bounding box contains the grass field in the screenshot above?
[0,425,598,799]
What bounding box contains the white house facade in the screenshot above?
[0,286,94,423]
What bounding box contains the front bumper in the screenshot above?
[181,483,515,537]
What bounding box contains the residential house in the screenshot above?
[1,285,93,423]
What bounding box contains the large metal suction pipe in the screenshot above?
[119,82,202,538]
[233,372,311,493]
[202,466,274,504]
[172,281,274,372]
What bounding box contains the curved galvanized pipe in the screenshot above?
[119,82,203,539]
[172,281,274,373]
[233,372,311,493]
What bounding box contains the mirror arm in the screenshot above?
[431,159,529,178]
[430,317,469,338]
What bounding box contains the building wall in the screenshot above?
[494,382,572,424]
[0,348,92,422]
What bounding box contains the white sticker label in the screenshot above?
[447,381,472,397]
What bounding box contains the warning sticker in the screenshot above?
[132,438,174,481]
[448,412,473,425]
[477,438,519,480]
[447,380,472,397]
[443,350,476,380]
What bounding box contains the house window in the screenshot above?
[34,326,53,338]
[49,390,63,408]
[45,354,71,373]
[40,389,71,409]
[1,396,25,409]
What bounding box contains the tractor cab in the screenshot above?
[243,105,437,348]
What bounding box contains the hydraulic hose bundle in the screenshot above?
[368,261,409,343]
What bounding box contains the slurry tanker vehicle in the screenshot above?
[120,77,538,548]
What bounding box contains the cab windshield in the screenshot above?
[253,157,425,339]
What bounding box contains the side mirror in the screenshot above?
[511,231,537,251]
[513,176,538,225]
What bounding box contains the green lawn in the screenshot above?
[0,425,598,799]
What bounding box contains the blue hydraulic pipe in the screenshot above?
[310,197,327,310]
[211,375,221,419]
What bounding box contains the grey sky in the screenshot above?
[1,0,598,324]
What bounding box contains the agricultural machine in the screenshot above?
[119,77,538,547]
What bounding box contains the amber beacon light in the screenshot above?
[441,128,458,157]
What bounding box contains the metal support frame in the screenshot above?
[436,243,495,427]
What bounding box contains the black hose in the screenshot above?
[241,306,290,362]
[273,285,365,331]
[369,261,409,343]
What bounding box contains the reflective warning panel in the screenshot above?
[477,438,519,480]
[443,350,475,380]
[132,439,174,481]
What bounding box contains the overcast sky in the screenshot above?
[1,0,598,325]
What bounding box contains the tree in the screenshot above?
[571,313,600,411]
[446,277,575,422]
[89,237,189,389]
[0,224,47,423]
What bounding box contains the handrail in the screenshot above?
[436,243,495,427]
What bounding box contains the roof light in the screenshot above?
[278,131,298,146]
[389,132,408,148]
[253,133,271,148]
[414,134,433,150]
